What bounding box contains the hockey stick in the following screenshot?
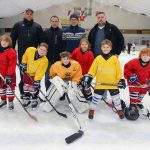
[93,82,144,88]
[21,70,67,119]
[63,87,83,144]
[0,74,38,122]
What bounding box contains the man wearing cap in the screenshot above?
[62,13,86,53]
[11,8,44,98]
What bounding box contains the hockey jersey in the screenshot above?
[88,55,122,89]
[50,60,82,83]
[124,58,150,85]
[71,48,94,75]
[22,47,48,81]
[0,48,17,76]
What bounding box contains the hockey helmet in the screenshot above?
[125,106,139,121]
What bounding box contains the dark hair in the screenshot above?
[96,11,105,16]
[60,51,71,58]
[50,15,59,21]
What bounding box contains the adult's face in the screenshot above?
[70,18,78,26]
[97,13,106,26]
[23,11,33,21]
[50,17,59,28]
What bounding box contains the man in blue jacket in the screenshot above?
[62,13,86,52]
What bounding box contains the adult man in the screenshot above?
[44,16,63,90]
[62,13,86,53]
[11,8,44,97]
[88,12,124,57]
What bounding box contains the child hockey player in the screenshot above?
[71,38,94,75]
[124,48,150,114]
[20,43,48,109]
[0,35,17,110]
[81,39,126,119]
[40,51,89,113]
[71,38,94,101]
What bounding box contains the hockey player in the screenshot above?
[40,51,89,113]
[71,38,94,101]
[71,38,94,75]
[124,48,150,112]
[81,39,126,119]
[19,43,48,109]
[0,35,17,110]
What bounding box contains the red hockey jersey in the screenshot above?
[0,48,17,76]
[124,58,150,85]
[71,48,94,75]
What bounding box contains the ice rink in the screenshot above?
[0,47,150,150]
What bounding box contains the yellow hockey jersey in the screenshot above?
[50,60,82,83]
[22,47,48,81]
[89,55,122,89]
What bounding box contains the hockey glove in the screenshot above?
[118,79,126,89]
[20,63,27,74]
[34,80,41,91]
[5,76,12,85]
[129,74,138,83]
[80,74,93,88]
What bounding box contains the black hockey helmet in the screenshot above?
[125,106,139,121]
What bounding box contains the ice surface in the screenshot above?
[0,49,150,150]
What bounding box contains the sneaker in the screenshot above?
[8,101,14,110]
[88,110,94,119]
[0,100,7,108]
[117,110,125,119]
[31,101,38,109]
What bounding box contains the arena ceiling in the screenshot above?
[0,0,149,18]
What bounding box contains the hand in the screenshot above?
[118,79,126,89]
[5,76,12,85]
[34,80,41,91]
[20,63,27,73]
[129,74,138,83]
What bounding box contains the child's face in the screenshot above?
[141,54,150,62]
[61,57,70,65]
[80,41,88,52]
[1,39,9,48]
[101,44,111,54]
[37,46,47,57]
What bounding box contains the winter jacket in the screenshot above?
[11,18,44,63]
[44,27,63,64]
[62,25,86,52]
[88,21,124,56]
[71,48,94,75]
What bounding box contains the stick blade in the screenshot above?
[65,130,84,144]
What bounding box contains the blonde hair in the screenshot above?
[39,42,48,50]
[101,39,112,48]
[0,34,12,47]
[79,38,91,49]
[139,48,150,58]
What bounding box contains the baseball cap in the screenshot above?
[70,13,79,20]
[25,8,34,14]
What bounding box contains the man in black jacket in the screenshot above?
[88,12,124,57]
[11,8,44,97]
[44,15,63,90]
